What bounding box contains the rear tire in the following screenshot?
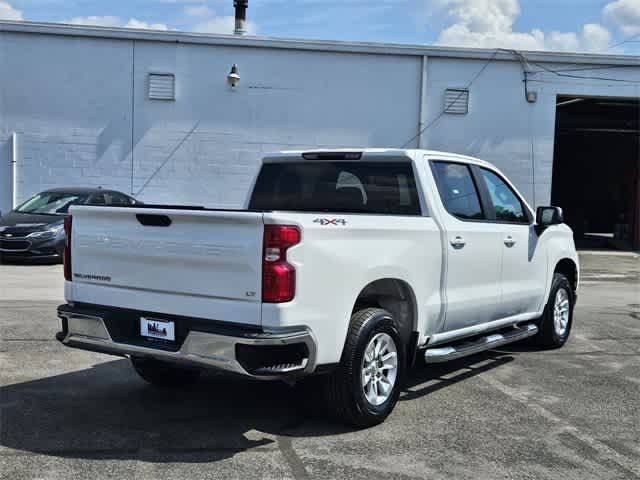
[324,308,404,428]
[130,357,201,387]
[533,273,574,348]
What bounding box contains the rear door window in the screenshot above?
[87,193,108,206]
[431,162,484,220]
[106,192,134,206]
[249,162,421,215]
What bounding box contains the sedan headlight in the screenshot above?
[28,224,64,239]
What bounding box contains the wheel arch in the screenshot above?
[350,278,418,348]
[554,258,578,295]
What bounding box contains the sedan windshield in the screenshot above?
[16,192,88,215]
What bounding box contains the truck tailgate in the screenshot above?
[68,206,264,325]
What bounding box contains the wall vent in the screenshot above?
[444,88,469,114]
[148,73,175,101]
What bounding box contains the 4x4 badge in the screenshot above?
[314,219,347,226]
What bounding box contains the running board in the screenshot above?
[424,324,538,364]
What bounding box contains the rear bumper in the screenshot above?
[56,303,317,379]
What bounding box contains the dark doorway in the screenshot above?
[552,96,640,250]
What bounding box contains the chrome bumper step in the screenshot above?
[57,307,317,379]
[424,323,538,364]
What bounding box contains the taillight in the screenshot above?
[262,225,300,303]
[63,215,72,281]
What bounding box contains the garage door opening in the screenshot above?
[551,96,640,250]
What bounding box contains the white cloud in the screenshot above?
[0,1,23,21]
[185,5,213,17]
[193,16,232,34]
[603,0,640,36]
[58,2,254,35]
[68,15,168,30]
[185,4,258,35]
[581,23,613,51]
[438,0,520,34]
[546,24,612,52]
[430,0,612,52]
[68,15,122,27]
[546,31,580,52]
[124,19,169,30]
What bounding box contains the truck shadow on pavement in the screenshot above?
[0,352,514,463]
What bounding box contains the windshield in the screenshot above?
[16,192,88,215]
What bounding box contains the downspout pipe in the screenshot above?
[11,132,18,209]
[418,56,428,149]
[234,0,248,35]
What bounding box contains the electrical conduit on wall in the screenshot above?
[11,132,18,209]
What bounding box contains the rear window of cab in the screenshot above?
[249,162,422,216]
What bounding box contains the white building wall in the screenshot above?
[0,32,134,214]
[425,57,640,206]
[0,26,638,214]
[425,58,539,204]
[526,64,639,205]
[131,42,422,206]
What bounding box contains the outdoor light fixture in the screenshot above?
[228,64,240,87]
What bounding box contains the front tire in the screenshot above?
[325,308,404,428]
[534,273,574,348]
[130,356,201,387]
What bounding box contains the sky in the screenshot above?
[0,0,639,54]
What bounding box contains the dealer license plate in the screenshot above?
[140,317,175,342]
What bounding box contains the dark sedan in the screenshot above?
[0,188,138,263]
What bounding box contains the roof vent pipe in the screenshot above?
[234,0,248,35]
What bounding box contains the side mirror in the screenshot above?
[536,206,564,230]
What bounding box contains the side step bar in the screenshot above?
[424,324,538,364]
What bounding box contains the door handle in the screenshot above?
[504,236,516,247]
[450,236,466,249]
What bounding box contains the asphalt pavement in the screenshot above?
[1,252,638,479]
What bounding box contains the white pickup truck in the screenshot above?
[56,149,578,427]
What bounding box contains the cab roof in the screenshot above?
[263,148,494,169]
[43,187,129,195]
